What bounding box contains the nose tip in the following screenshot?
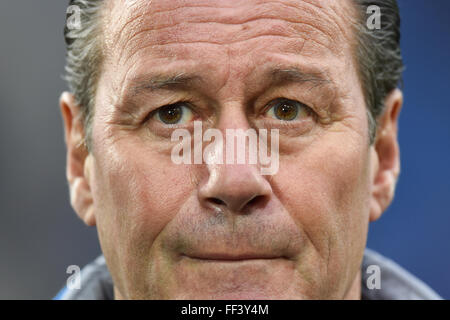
[199,163,272,213]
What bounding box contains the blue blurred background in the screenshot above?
[0,0,448,299]
[367,0,450,299]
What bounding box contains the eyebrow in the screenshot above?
[127,67,332,98]
[129,72,204,97]
[268,67,332,89]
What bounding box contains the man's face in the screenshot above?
[83,0,378,299]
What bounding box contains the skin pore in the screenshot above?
[60,0,402,299]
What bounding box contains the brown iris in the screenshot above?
[273,101,299,121]
[157,104,182,124]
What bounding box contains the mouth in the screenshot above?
[181,253,287,262]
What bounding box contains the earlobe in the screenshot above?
[369,88,403,222]
[60,92,96,226]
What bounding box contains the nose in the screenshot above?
[199,161,272,213]
[197,101,274,213]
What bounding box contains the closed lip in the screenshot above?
[182,253,285,261]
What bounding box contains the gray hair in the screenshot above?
[352,0,404,143]
[63,0,404,149]
[64,0,103,149]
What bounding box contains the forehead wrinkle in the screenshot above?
[126,0,343,34]
[103,0,160,66]
[121,19,332,56]
[107,3,224,64]
[120,33,321,77]
[118,28,332,72]
[309,0,358,47]
[108,0,350,67]
[107,9,149,66]
[274,0,349,46]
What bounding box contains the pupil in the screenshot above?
[275,103,298,120]
[159,105,182,124]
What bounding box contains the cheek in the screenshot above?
[273,134,372,275]
[91,135,195,271]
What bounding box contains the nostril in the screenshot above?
[246,195,267,209]
[208,198,226,206]
[206,194,268,211]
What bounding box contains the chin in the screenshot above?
[169,286,308,300]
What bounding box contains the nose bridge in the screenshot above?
[213,98,256,167]
[217,99,250,130]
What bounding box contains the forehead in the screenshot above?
[101,0,358,92]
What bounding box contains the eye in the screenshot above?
[265,98,312,121]
[155,102,194,125]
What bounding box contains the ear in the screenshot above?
[60,92,96,226]
[369,88,403,222]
